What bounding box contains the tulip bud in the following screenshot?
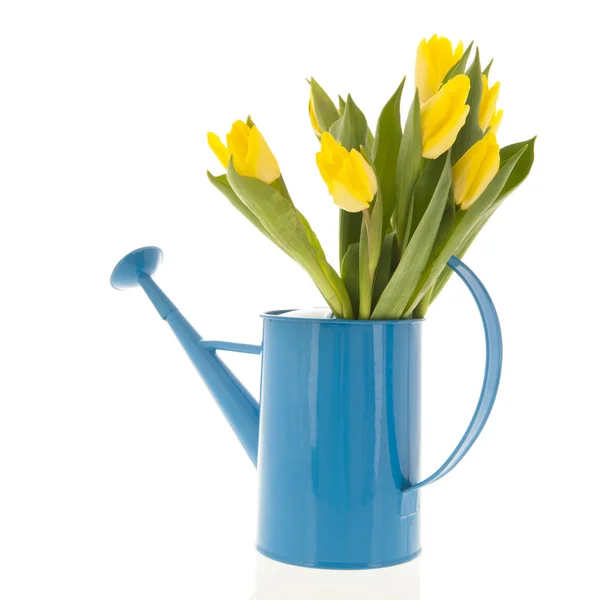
[416,35,464,102]
[479,75,501,132]
[420,75,471,160]
[316,132,377,213]
[207,120,280,184]
[452,132,500,210]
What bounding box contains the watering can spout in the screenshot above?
[111,247,260,466]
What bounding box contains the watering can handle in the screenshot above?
[407,255,502,492]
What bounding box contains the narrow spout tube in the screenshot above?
[138,275,260,466]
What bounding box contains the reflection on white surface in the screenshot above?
[254,553,420,600]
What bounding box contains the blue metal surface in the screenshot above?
[110,247,260,465]
[110,246,163,290]
[255,256,503,568]
[407,256,502,490]
[111,247,502,570]
[257,315,423,568]
[200,340,263,355]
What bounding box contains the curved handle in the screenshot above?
[408,255,503,491]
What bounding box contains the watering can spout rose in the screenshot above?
[112,32,535,599]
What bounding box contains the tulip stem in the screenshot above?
[358,208,374,320]
[362,208,372,272]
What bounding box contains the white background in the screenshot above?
[1,1,598,598]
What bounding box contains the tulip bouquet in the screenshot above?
[207,35,535,320]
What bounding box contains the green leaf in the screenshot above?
[498,136,536,199]
[432,173,456,257]
[357,155,384,319]
[453,48,483,162]
[227,163,354,319]
[339,211,363,268]
[372,233,395,306]
[372,154,452,320]
[372,78,406,231]
[394,89,423,249]
[403,146,528,314]
[482,58,494,78]
[338,95,346,115]
[414,177,456,316]
[329,94,368,151]
[207,171,273,242]
[430,139,535,303]
[442,41,474,85]
[332,94,370,265]
[309,78,340,133]
[366,128,375,152]
[403,153,447,250]
[430,210,489,303]
[341,242,360,316]
[361,148,384,277]
[413,286,433,319]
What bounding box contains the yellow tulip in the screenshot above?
[316,132,377,213]
[416,35,464,102]
[309,93,323,137]
[488,109,503,135]
[421,75,471,160]
[479,75,501,131]
[207,120,280,184]
[452,132,500,210]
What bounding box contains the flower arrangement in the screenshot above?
[207,35,535,320]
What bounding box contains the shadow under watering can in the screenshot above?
[111,246,501,575]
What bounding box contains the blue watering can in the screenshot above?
[111,246,502,598]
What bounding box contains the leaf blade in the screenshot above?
[331,94,370,265]
[372,154,452,319]
[453,48,483,162]
[404,146,528,314]
[227,164,353,318]
[394,89,423,250]
[309,78,340,133]
[372,79,406,231]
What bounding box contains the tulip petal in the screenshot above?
[316,132,345,184]
[421,75,471,159]
[489,109,503,135]
[479,76,501,131]
[416,39,437,103]
[207,133,230,169]
[329,180,370,213]
[226,120,252,177]
[316,132,377,213]
[421,75,471,135]
[345,150,377,201]
[246,126,280,184]
[416,35,465,102]
[452,132,500,209]
[423,104,470,159]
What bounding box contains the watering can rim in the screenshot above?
[262,309,425,326]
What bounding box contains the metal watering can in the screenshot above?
[111,246,502,600]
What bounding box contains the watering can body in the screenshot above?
[111,247,502,598]
[257,312,422,568]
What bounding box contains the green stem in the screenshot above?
[362,208,372,261]
[359,209,373,320]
